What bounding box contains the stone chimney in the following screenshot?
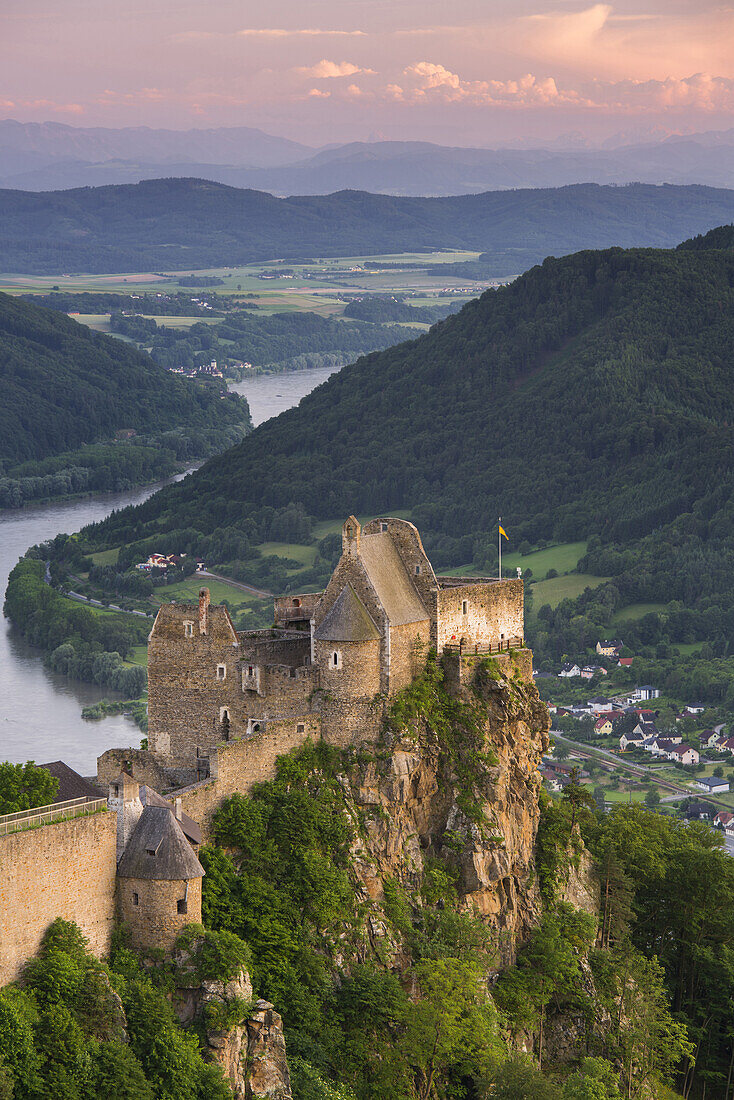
[342,515,361,555]
[108,771,143,863]
[199,587,210,635]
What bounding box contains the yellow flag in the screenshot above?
[499,525,509,540]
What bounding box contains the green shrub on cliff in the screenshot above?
[0,919,231,1100]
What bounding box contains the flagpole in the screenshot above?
[498,516,502,580]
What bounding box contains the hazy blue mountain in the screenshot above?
[4,121,734,194]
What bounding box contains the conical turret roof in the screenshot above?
[117,805,204,880]
[314,584,380,642]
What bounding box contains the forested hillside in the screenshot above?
[0,292,250,466]
[4,178,734,273]
[78,231,734,658]
[0,293,250,501]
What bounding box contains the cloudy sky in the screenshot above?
[3,0,734,146]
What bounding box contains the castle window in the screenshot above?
[145,849,155,858]
[217,664,226,680]
[381,522,388,532]
[415,565,421,575]
[332,651,342,669]
[132,892,139,906]
[462,600,468,615]
[248,666,254,675]
[219,707,230,724]
[184,621,194,637]
[292,598,301,608]
[112,784,119,797]
[177,898,188,915]
[297,723,305,733]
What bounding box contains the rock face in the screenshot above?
[172,940,292,1099]
[343,659,551,967]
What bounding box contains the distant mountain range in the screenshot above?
[2,120,734,194]
[3,178,734,275]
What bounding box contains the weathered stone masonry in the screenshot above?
[146,515,530,773]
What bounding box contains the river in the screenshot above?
[0,365,336,774]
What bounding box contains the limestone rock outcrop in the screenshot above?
[342,660,551,967]
[172,939,292,1099]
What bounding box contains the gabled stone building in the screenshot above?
[147,516,525,776]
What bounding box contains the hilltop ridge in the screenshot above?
[4,178,734,273]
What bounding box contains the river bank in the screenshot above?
[0,365,336,772]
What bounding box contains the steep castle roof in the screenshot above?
[314,584,380,642]
[117,806,204,881]
[359,532,428,625]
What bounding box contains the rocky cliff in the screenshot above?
[172,933,293,1100]
[340,655,551,969]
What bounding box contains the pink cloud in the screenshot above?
[297,60,374,79]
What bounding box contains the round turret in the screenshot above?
[117,805,204,952]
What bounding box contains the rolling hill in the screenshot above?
[84,227,734,628]
[0,292,249,468]
[4,178,734,274]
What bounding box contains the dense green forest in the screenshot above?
[3,178,734,273]
[342,296,459,325]
[0,292,251,503]
[0,918,241,1099]
[21,291,232,316]
[3,558,148,696]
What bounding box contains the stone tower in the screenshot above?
[117,805,204,952]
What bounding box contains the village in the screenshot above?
[540,637,734,842]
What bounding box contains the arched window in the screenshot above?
[292,598,301,608]
[332,651,342,669]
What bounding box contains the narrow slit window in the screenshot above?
[462,600,468,615]
[217,664,226,680]
[415,565,421,575]
[132,892,139,906]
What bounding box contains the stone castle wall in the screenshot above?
[175,716,321,840]
[435,579,524,651]
[0,811,117,986]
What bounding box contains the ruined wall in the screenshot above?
[176,717,320,840]
[147,602,240,765]
[435,579,524,651]
[239,631,311,668]
[0,811,117,986]
[273,593,322,630]
[243,665,317,720]
[362,517,437,614]
[389,621,431,695]
[98,748,170,791]
[442,648,534,693]
[118,876,202,953]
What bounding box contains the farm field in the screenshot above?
[257,542,317,567]
[530,573,610,610]
[613,601,667,624]
[503,541,587,578]
[155,575,261,605]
